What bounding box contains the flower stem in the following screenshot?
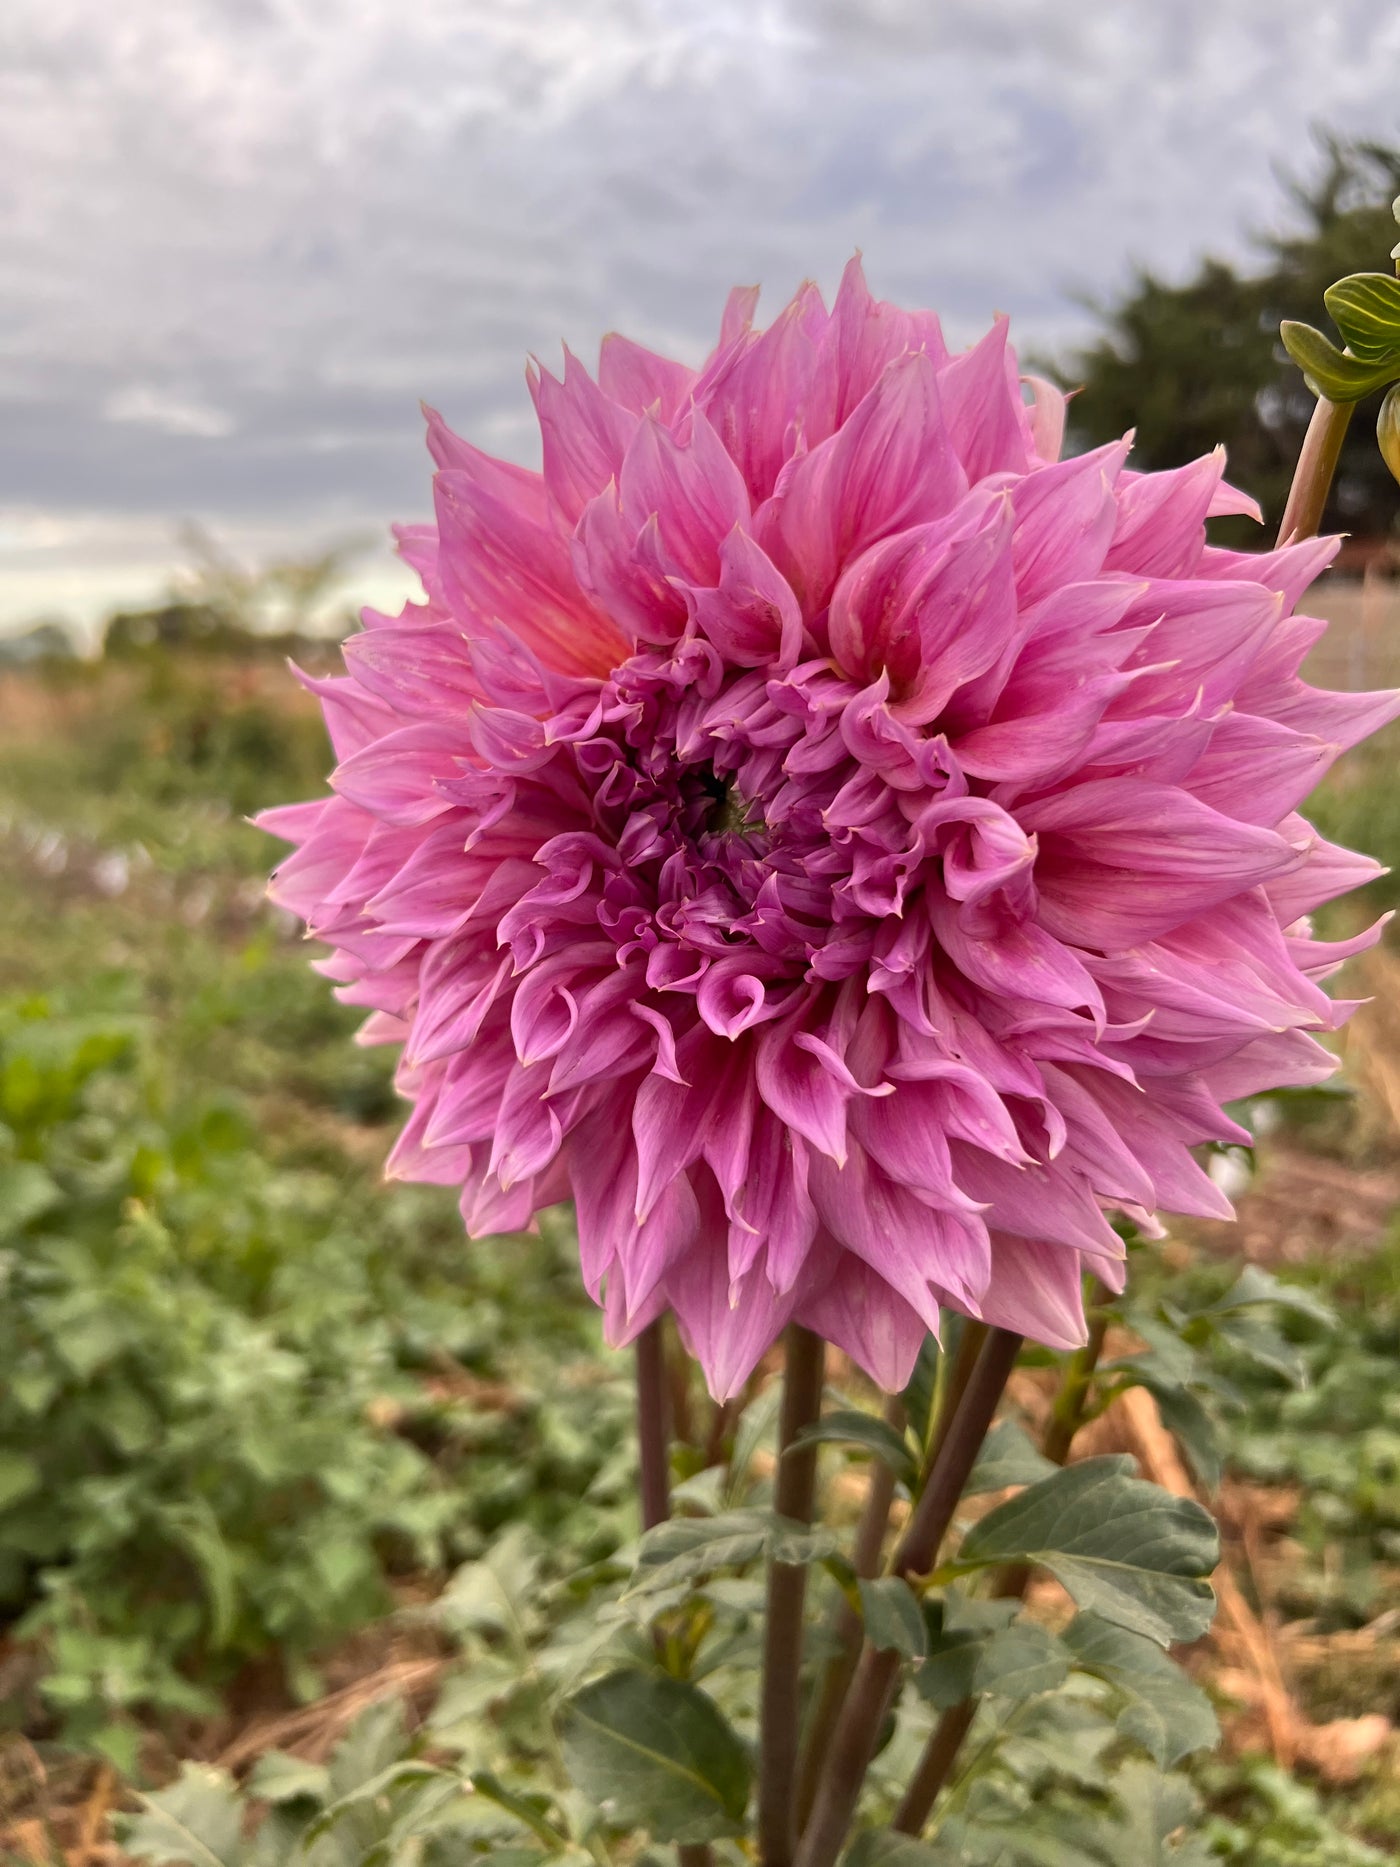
[1276,395,1352,545]
[635,1320,713,1867]
[890,1293,1112,1837]
[793,1327,1023,1867]
[636,1318,672,1533]
[793,1396,905,1832]
[758,1326,827,1867]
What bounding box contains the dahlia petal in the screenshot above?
[1009,440,1129,604]
[1024,780,1301,949]
[597,331,696,423]
[937,318,1031,481]
[528,347,633,526]
[1106,450,1230,578]
[342,625,483,717]
[828,493,1018,719]
[1264,821,1384,920]
[695,279,827,500]
[795,1248,929,1391]
[1022,374,1067,463]
[618,408,751,587]
[668,1237,802,1403]
[332,721,475,826]
[758,350,967,617]
[1197,533,1339,607]
[975,1235,1090,1348]
[683,526,806,669]
[1185,713,1337,825]
[435,466,626,678]
[807,1147,986,1320]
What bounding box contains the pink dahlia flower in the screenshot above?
[261,261,1396,1400]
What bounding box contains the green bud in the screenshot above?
[1280,319,1400,404]
[1323,273,1400,362]
[1378,384,1400,487]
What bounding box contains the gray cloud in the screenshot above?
[3,0,1399,629]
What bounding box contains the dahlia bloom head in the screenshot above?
[261,260,1396,1400]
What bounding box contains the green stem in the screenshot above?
[758,1326,827,1867]
[636,1318,671,1533]
[635,1321,713,1867]
[1276,395,1353,544]
[793,1328,1023,1867]
[890,1292,1111,1837]
[793,1396,905,1831]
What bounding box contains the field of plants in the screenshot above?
[0,593,1398,1864]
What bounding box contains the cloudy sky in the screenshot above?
[4,0,1399,637]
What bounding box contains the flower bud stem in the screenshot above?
[1277,395,1353,545]
[759,1326,827,1867]
[793,1327,1023,1867]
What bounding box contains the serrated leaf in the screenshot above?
[1215,1312,1308,1387]
[795,1410,917,1486]
[627,1509,837,1597]
[1324,272,1400,361]
[953,1457,1219,1645]
[971,1621,1069,1699]
[1210,1264,1335,1327]
[857,1577,927,1657]
[1280,321,1400,402]
[559,1670,750,1843]
[1061,1613,1218,1766]
[965,1420,1057,1495]
[117,1764,247,1867]
[246,1751,330,1805]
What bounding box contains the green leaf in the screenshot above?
[1280,320,1400,402]
[953,1457,1219,1645]
[845,1829,961,1867]
[559,1670,751,1843]
[965,1420,1057,1495]
[117,1763,247,1867]
[245,1751,330,1806]
[1324,272,1400,362]
[0,1451,42,1514]
[970,1621,1070,1699]
[0,1159,60,1233]
[627,1509,838,1597]
[795,1410,917,1486]
[1061,1612,1218,1766]
[857,1577,927,1657]
[469,1771,568,1850]
[915,1594,1018,1709]
[1210,1264,1334,1328]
